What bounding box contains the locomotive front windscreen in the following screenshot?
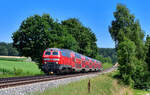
[53,52,58,55]
[45,51,51,55]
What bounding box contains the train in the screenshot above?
[42,48,103,74]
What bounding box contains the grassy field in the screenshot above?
[133,89,150,95]
[31,72,132,95]
[0,58,43,78]
[0,57,27,62]
[102,62,113,70]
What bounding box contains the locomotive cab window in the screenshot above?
[45,51,51,55]
[53,52,58,55]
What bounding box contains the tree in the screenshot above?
[62,18,98,58]
[98,48,117,63]
[109,4,145,60]
[12,14,78,68]
[145,35,150,71]
[109,4,149,89]
[0,42,19,56]
[0,45,8,56]
[7,43,19,56]
[117,39,136,86]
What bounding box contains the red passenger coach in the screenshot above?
[42,48,103,74]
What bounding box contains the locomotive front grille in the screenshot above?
[46,62,60,72]
[47,62,57,64]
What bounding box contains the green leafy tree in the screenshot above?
[98,48,117,63]
[12,14,78,68]
[145,35,150,71]
[117,39,136,86]
[109,4,145,60]
[0,42,19,56]
[109,4,149,89]
[7,43,19,56]
[95,54,112,64]
[62,18,98,58]
[0,44,8,56]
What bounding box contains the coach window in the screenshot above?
[86,57,89,61]
[53,52,58,55]
[45,51,51,55]
[75,53,80,59]
[61,51,65,56]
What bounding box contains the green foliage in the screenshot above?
[109,4,145,60]
[12,14,78,65]
[0,42,19,56]
[109,4,149,89]
[61,18,98,58]
[95,54,112,64]
[98,48,117,63]
[117,39,136,86]
[145,35,150,71]
[12,14,100,71]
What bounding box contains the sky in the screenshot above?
[0,0,150,48]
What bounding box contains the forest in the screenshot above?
[0,42,19,56]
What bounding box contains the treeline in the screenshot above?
[0,42,19,56]
[109,4,150,89]
[98,48,117,63]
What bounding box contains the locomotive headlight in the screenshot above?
[56,62,58,64]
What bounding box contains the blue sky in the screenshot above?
[0,0,150,48]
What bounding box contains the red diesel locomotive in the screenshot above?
[42,48,103,74]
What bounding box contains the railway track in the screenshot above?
[0,66,117,89]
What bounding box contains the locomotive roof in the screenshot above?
[45,48,61,51]
[61,49,74,53]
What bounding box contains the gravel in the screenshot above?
[0,67,115,95]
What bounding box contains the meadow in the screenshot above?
[102,62,113,70]
[0,57,43,78]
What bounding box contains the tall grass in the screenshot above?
[32,73,133,95]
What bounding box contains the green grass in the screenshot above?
[133,89,150,95]
[103,62,113,70]
[31,72,133,95]
[0,57,27,62]
[0,60,43,78]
